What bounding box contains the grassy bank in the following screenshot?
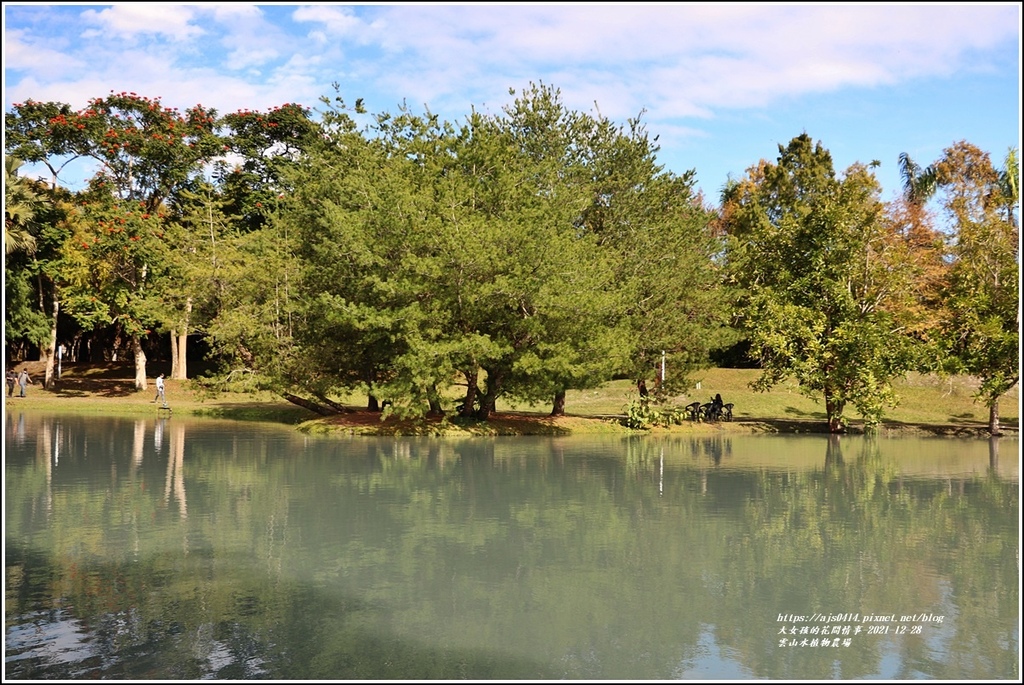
[3,361,1018,438]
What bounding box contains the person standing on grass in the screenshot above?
[18,369,32,397]
[154,373,166,405]
[6,369,16,397]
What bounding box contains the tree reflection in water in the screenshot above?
[4,413,1018,680]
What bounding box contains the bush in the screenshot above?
[623,398,688,429]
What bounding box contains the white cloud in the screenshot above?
[340,3,1018,118]
[223,45,281,72]
[79,4,205,42]
[3,27,86,76]
[292,5,365,38]
[203,5,289,71]
[207,4,265,23]
[4,3,1017,172]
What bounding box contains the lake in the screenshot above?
[4,411,1019,680]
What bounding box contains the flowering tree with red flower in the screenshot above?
[57,184,174,388]
[6,93,224,386]
[216,102,317,232]
[7,93,223,211]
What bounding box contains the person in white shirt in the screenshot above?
[154,373,166,405]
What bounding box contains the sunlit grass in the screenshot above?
[499,368,1018,429]
[8,362,1017,434]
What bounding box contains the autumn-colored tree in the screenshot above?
[931,143,1019,434]
[59,183,175,388]
[884,157,948,344]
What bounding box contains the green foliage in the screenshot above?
[4,156,42,254]
[3,269,51,346]
[722,134,926,431]
[7,87,1015,430]
[574,107,731,387]
[931,143,1019,428]
[286,83,708,419]
[4,156,48,349]
[4,172,78,359]
[622,397,654,429]
[215,102,317,232]
[621,397,690,430]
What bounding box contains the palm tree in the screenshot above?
[897,152,937,207]
[4,156,40,254]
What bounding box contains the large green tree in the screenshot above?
[464,84,627,417]
[285,88,623,419]
[5,156,49,367]
[268,93,394,410]
[279,84,732,420]
[152,104,317,381]
[931,143,1019,434]
[575,112,729,401]
[721,134,926,432]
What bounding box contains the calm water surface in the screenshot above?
[4,411,1019,680]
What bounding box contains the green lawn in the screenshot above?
[500,368,1019,430]
[8,361,1018,435]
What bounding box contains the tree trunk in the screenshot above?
[475,394,497,420]
[824,392,845,433]
[173,298,191,380]
[111,324,123,362]
[312,393,350,414]
[133,335,148,390]
[474,369,504,420]
[551,389,566,416]
[42,296,59,389]
[176,329,188,379]
[427,384,444,417]
[988,397,1001,435]
[367,395,380,412]
[282,392,335,416]
[460,367,480,417]
[170,330,179,379]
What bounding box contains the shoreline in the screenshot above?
[4,394,1014,439]
[3,361,1016,439]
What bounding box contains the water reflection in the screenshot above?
[4,412,1019,680]
[163,420,187,520]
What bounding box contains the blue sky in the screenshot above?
[3,3,1020,203]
